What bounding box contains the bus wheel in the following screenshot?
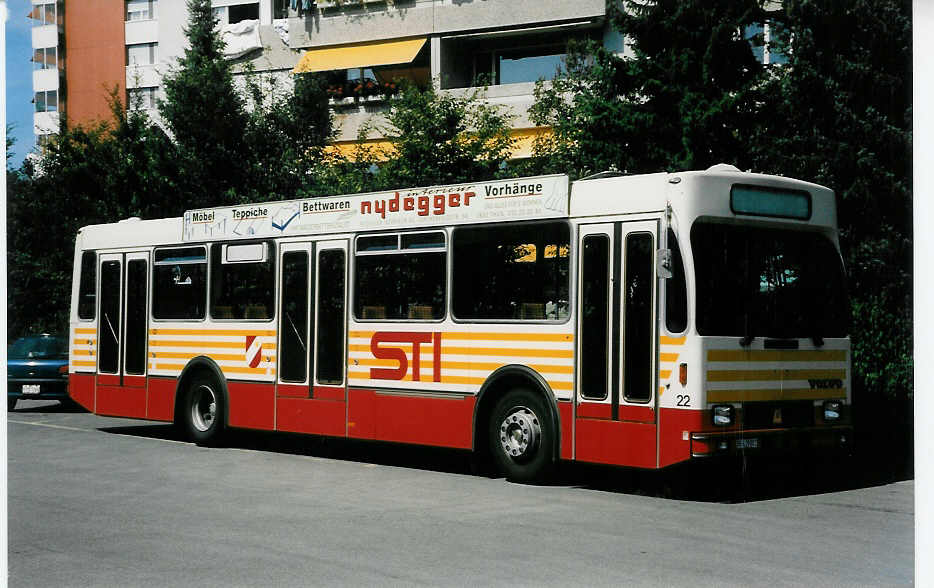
[183,375,225,445]
[489,389,554,482]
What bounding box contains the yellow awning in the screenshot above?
[293,38,427,74]
[325,127,553,161]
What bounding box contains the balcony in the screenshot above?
[289,0,605,49]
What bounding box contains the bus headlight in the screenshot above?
[823,400,842,422]
[712,405,734,426]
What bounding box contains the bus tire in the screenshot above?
[489,388,555,482]
[182,374,225,445]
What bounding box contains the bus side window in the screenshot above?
[153,246,208,320]
[666,229,687,333]
[77,251,96,320]
[210,241,276,321]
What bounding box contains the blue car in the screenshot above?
[7,334,69,412]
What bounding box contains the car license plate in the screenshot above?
[21,384,40,395]
[736,438,759,449]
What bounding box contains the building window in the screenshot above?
[273,0,289,19]
[744,22,787,65]
[33,46,58,71]
[126,0,158,21]
[30,2,59,26]
[128,87,158,110]
[229,2,260,24]
[127,42,158,66]
[474,45,567,85]
[34,90,58,113]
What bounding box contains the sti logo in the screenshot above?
[369,332,442,382]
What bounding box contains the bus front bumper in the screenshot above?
[690,425,853,458]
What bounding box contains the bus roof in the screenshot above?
[75,167,835,250]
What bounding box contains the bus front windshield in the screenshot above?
[691,221,849,339]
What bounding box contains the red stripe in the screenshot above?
[69,373,95,412]
[347,388,474,449]
[313,385,345,401]
[147,377,176,422]
[558,400,573,460]
[227,381,275,430]
[575,419,657,468]
[96,385,147,419]
[277,383,309,398]
[276,397,346,437]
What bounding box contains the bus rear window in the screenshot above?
[77,251,96,320]
[730,185,811,220]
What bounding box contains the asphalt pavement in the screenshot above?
[7,399,914,586]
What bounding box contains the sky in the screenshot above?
[6,0,38,168]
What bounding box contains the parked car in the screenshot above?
[7,334,69,411]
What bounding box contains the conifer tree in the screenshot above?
[160,0,249,207]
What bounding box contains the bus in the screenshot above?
[67,164,852,481]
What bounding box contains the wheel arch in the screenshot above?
[175,356,229,427]
[473,365,561,461]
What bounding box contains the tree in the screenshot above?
[530,1,772,178]
[160,0,249,208]
[240,70,333,200]
[750,0,912,410]
[329,82,515,193]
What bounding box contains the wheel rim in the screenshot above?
[499,405,541,462]
[191,384,217,432]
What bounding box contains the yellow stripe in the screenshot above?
[72,338,96,345]
[347,343,573,358]
[435,332,573,342]
[223,366,274,375]
[659,370,672,379]
[72,360,96,367]
[74,328,96,335]
[660,353,679,362]
[149,340,254,349]
[150,351,277,362]
[707,349,847,362]
[72,349,95,357]
[660,336,687,345]
[149,328,277,336]
[707,388,847,403]
[659,386,666,396]
[347,371,572,390]
[348,331,573,343]
[706,369,846,382]
[350,357,573,374]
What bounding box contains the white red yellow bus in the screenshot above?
[68,164,851,480]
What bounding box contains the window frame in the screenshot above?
[450,220,573,325]
[151,244,209,323]
[77,250,97,321]
[209,240,277,323]
[352,230,448,323]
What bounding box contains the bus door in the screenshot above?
[575,221,659,468]
[275,240,348,437]
[96,251,150,418]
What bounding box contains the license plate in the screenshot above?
[21,384,40,395]
[736,438,759,449]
